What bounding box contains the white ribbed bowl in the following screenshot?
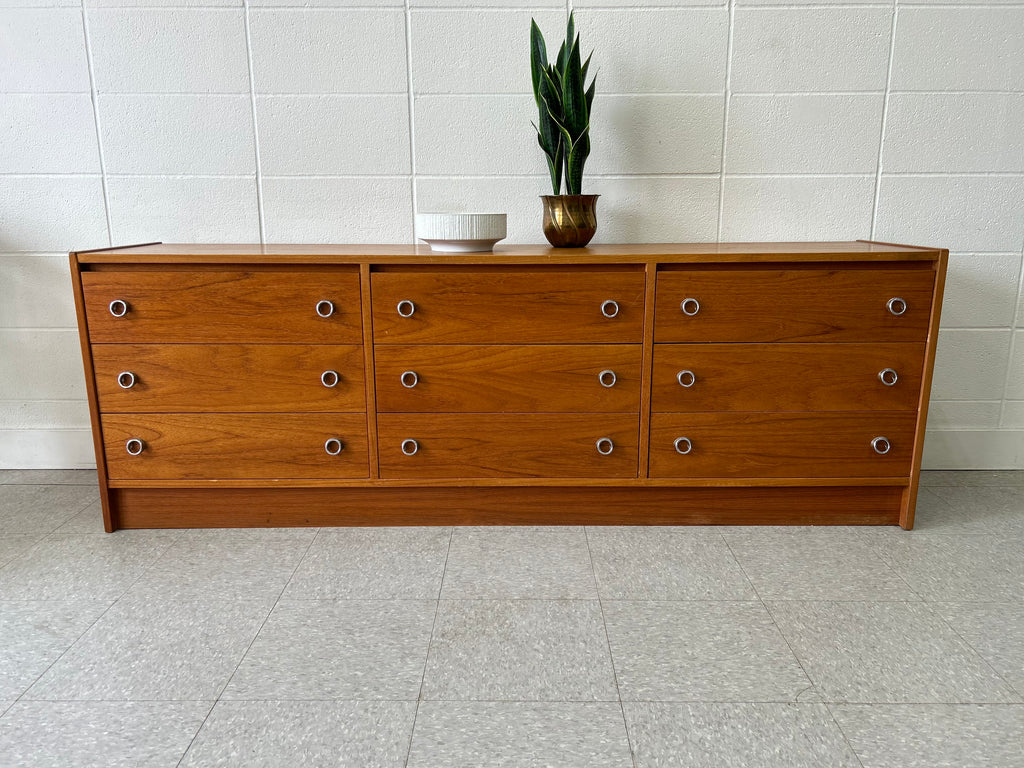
[415,213,507,253]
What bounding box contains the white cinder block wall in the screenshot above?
[0,0,1021,468]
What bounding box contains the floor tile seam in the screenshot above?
[403,527,455,768]
[822,699,869,768]
[582,527,639,768]
[273,527,325,601]
[12,697,1024,705]
[174,529,327,767]
[36,493,105,537]
[918,601,1024,701]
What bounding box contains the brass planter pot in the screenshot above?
[541,195,599,248]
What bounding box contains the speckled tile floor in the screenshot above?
[0,469,1021,767]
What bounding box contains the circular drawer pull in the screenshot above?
[680,298,700,316]
[887,297,907,316]
[871,436,891,455]
[321,370,340,388]
[674,436,693,455]
[397,300,416,318]
[324,437,345,455]
[401,438,419,456]
[598,369,617,388]
[117,371,136,389]
[600,300,620,318]
[109,299,129,317]
[676,369,696,388]
[316,300,335,318]
[878,368,899,387]
[401,371,419,388]
[125,438,145,456]
[596,437,614,455]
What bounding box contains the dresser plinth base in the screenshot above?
[111,485,903,529]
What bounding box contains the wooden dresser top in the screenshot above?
[74,241,943,266]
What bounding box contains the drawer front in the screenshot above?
[649,412,917,478]
[103,414,369,480]
[655,268,934,342]
[83,270,362,343]
[375,345,642,413]
[378,413,639,478]
[372,270,645,343]
[93,344,365,413]
[652,343,925,412]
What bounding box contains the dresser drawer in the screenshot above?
[103,414,369,480]
[377,413,638,478]
[371,270,645,343]
[82,270,362,343]
[93,344,365,413]
[375,345,642,413]
[652,343,925,412]
[649,412,917,478]
[655,268,934,342]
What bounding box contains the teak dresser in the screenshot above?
[70,242,947,532]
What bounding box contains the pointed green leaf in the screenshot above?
[555,40,567,79]
[529,20,549,106]
[585,75,596,116]
[562,38,587,141]
[581,50,593,86]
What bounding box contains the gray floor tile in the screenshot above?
[179,700,416,768]
[876,535,1024,602]
[284,527,450,600]
[407,702,631,767]
[768,601,1020,703]
[53,501,106,535]
[0,700,210,768]
[0,469,99,485]
[0,532,176,601]
[0,535,40,568]
[25,594,271,701]
[441,526,596,599]
[0,701,11,716]
[588,529,755,600]
[603,601,810,702]
[727,533,913,600]
[0,600,110,699]
[223,600,435,700]
[422,599,617,701]
[830,704,1024,768]
[933,602,1024,696]
[129,529,316,602]
[920,470,1024,486]
[0,485,99,536]
[625,702,861,768]
[906,486,1024,535]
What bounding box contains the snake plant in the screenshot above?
[530,12,596,196]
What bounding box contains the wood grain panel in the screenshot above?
[82,270,361,343]
[650,412,917,478]
[374,345,642,413]
[655,268,934,342]
[112,485,903,528]
[93,344,365,413]
[371,270,645,343]
[103,414,369,480]
[377,413,639,479]
[651,343,925,412]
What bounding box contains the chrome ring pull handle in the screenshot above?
[878,368,899,387]
[324,437,344,455]
[117,371,136,389]
[598,369,617,388]
[397,300,416,318]
[674,436,693,455]
[109,299,129,317]
[401,438,419,456]
[887,297,907,316]
[676,369,696,388]
[316,300,335,318]
[125,438,145,456]
[871,436,891,455]
[596,437,614,455]
[601,300,619,318]
[401,371,419,388]
[321,370,340,388]
[680,298,700,316]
